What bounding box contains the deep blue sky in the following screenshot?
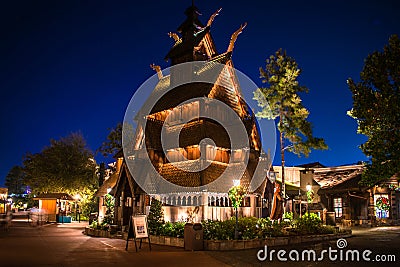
[1,0,399,186]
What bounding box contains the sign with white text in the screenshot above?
[132,215,148,239]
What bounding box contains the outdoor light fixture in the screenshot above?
[107,187,112,194]
[306,183,312,192]
[233,179,240,187]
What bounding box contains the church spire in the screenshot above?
[177,3,204,42]
[165,5,222,65]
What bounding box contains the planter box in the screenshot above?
[84,227,111,238]
[273,237,289,246]
[142,235,184,248]
[263,238,275,247]
[244,239,262,249]
[203,231,352,251]
[204,240,221,250]
[288,236,302,245]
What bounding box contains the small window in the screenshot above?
[374,194,390,219]
[333,197,343,218]
[126,197,132,207]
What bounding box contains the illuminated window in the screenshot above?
[374,194,390,219]
[333,197,342,218]
[126,197,132,207]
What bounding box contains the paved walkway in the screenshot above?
[1,222,399,267]
[0,221,229,267]
[207,226,400,266]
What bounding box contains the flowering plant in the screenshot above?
[376,196,390,211]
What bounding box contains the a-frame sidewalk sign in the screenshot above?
[125,215,151,252]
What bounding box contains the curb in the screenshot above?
[203,231,352,251]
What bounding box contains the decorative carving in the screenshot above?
[206,7,222,27]
[150,63,163,80]
[167,32,181,42]
[227,22,247,52]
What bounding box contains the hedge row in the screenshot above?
[149,213,338,240]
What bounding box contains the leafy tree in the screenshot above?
[23,132,98,195]
[5,165,26,195]
[254,49,327,198]
[11,194,38,210]
[98,122,123,157]
[347,34,400,185]
[98,122,135,158]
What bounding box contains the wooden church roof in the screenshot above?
[127,4,265,194]
[140,52,234,117]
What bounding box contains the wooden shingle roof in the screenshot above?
[314,165,364,190]
[165,26,210,60]
[158,160,253,191]
[145,119,231,150]
[139,53,233,117]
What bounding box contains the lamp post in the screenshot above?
[74,194,81,222]
[233,179,239,240]
[229,179,244,240]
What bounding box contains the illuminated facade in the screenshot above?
[310,165,400,226]
[112,4,271,225]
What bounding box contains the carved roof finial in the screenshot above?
[168,32,181,42]
[227,22,247,52]
[150,63,163,80]
[207,8,222,27]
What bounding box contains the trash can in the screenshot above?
[184,223,203,251]
[326,212,336,226]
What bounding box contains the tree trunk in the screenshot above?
[280,117,286,213]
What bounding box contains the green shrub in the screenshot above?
[89,220,98,229]
[201,219,236,240]
[255,218,273,238]
[151,214,335,240]
[238,217,259,240]
[201,217,286,240]
[294,213,322,234]
[283,211,293,221]
[161,221,185,238]
[318,225,336,234]
[89,219,109,230]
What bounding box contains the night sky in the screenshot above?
[1,0,399,186]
